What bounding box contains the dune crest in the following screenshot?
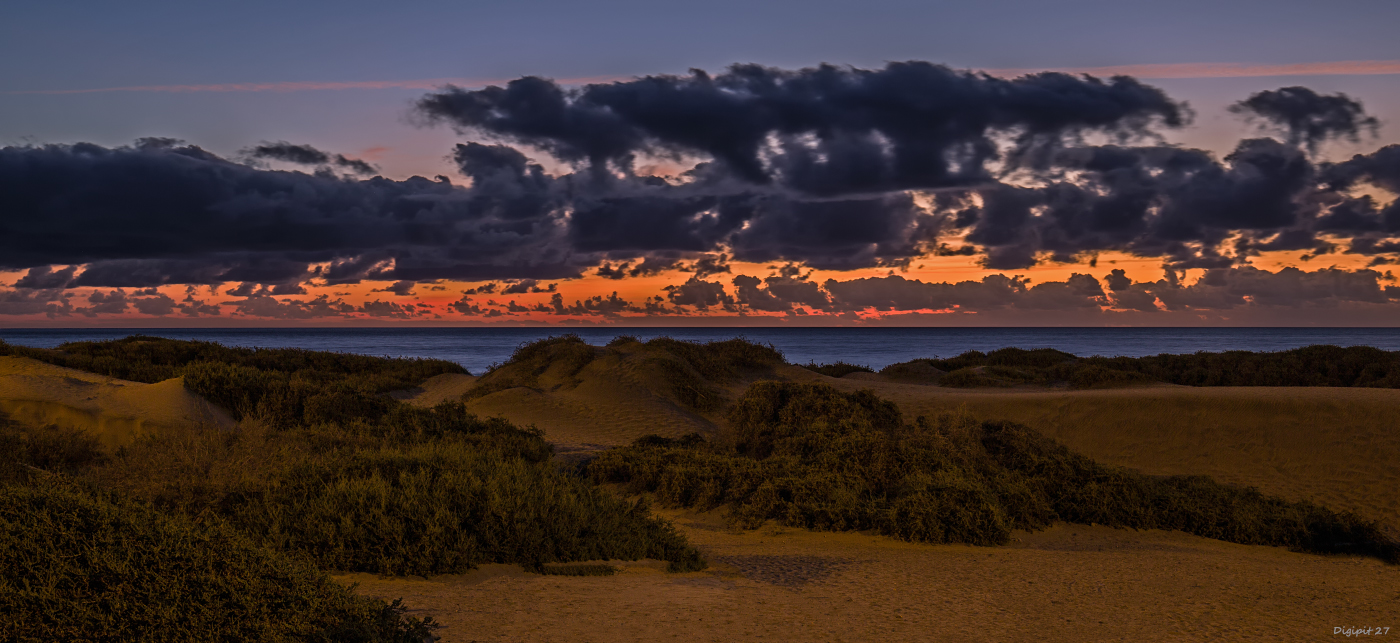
[0,356,234,448]
[457,337,792,448]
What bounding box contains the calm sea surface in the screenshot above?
[6,327,1400,374]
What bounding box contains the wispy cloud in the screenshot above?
[985,59,1400,79]
[6,75,628,95]
[10,60,1400,96]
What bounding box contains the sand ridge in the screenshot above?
[0,356,234,448]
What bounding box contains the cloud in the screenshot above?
[375,280,416,296]
[245,141,378,175]
[0,141,583,283]
[762,266,1400,316]
[664,276,734,310]
[5,63,1400,321]
[229,294,355,319]
[1229,87,1380,153]
[0,287,72,316]
[417,62,1185,190]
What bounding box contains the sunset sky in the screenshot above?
[3,0,1400,326]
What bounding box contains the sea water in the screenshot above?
[5,327,1400,375]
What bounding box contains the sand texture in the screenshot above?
[344,508,1398,643]
[0,356,234,447]
[395,373,479,406]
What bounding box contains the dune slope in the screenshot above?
[0,356,234,448]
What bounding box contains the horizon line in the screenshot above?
[10,59,1400,95]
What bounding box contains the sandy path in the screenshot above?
[343,508,1398,643]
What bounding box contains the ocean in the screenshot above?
[5,327,1400,375]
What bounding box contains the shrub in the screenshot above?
[466,334,598,399]
[799,362,875,378]
[591,381,1399,562]
[0,482,435,643]
[227,440,707,575]
[641,337,785,382]
[900,344,1400,389]
[0,416,107,483]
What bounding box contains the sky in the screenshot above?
[2,0,1400,327]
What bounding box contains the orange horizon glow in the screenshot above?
[1,248,1391,327]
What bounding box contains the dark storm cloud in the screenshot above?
[946,137,1347,270]
[6,66,1400,318]
[246,141,379,175]
[1229,87,1380,153]
[13,265,78,289]
[417,62,1185,191]
[415,68,1400,275]
[0,141,581,284]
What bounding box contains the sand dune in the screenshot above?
[394,372,479,407]
[455,344,727,449]
[0,356,234,448]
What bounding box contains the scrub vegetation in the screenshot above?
[0,482,435,643]
[0,336,706,641]
[590,381,1399,562]
[881,345,1400,388]
[467,334,785,412]
[798,361,875,378]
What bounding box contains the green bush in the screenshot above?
[591,381,1399,562]
[0,482,434,643]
